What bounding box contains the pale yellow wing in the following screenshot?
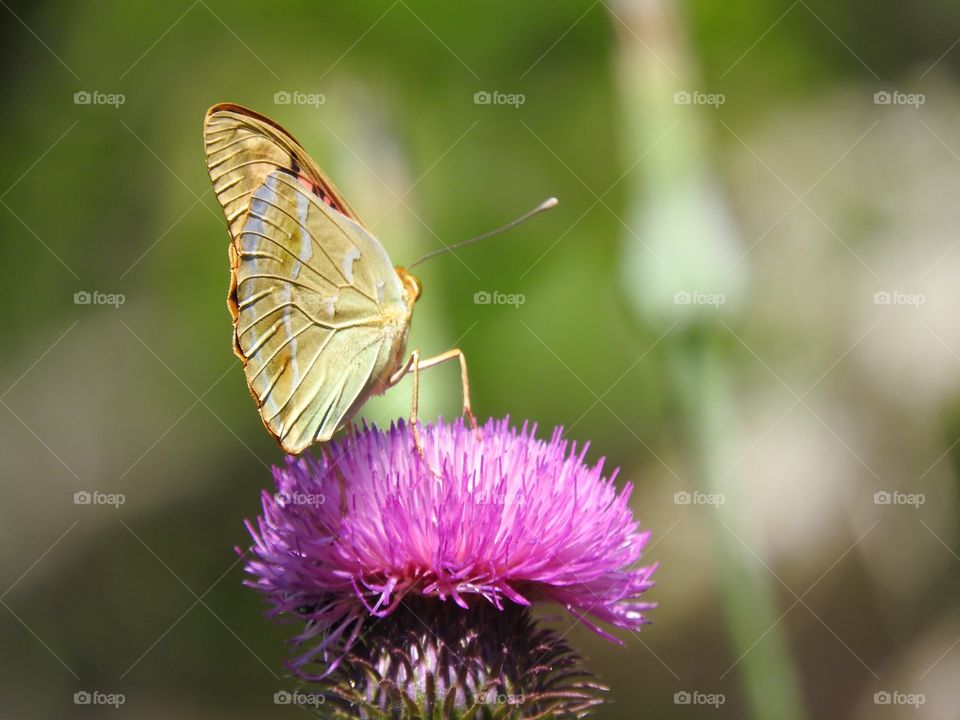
[235,170,410,454]
[203,104,414,453]
[204,103,362,240]
[204,103,369,360]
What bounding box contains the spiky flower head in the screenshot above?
[314,599,606,719]
[244,417,657,678]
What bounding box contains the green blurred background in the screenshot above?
[2,1,960,718]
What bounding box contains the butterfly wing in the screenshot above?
[204,105,412,454]
[204,103,362,238]
[236,171,410,453]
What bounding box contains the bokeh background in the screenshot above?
[2,1,959,718]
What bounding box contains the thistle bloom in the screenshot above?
[244,417,657,679]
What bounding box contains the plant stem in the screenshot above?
[671,329,807,720]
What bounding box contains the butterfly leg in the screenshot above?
[389,348,478,455]
[320,444,350,515]
[389,350,425,455]
[412,349,478,433]
[409,350,425,456]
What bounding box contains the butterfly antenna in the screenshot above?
[408,197,558,269]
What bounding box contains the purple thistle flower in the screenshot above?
[244,417,657,675]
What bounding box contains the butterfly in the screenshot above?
[203,103,484,455]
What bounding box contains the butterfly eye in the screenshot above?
[407,274,423,302]
[396,269,422,302]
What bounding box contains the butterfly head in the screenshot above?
[396,267,422,304]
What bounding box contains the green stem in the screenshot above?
[671,329,807,720]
